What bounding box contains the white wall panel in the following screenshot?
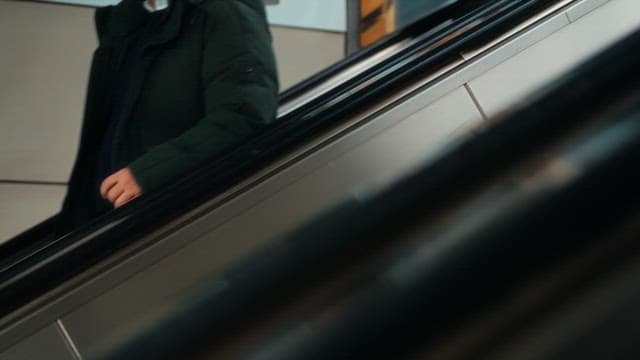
[36,0,347,33]
[0,184,66,244]
[271,26,345,90]
[266,0,347,32]
[467,0,640,118]
[0,1,94,182]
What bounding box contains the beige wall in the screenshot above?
[0,0,95,242]
[0,0,345,242]
[0,1,95,182]
[271,25,345,89]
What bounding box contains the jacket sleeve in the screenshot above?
[128,0,279,192]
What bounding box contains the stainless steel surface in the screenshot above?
[0,323,74,360]
[460,0,575,60]
[62,83,482,355]
[0,0,631,354]
[566,0,610,21]
[468,0,640,118]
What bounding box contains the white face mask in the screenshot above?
[143,0,169,12]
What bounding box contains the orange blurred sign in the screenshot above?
[360,0,397,48]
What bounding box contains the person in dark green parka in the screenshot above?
[56,0,279,235]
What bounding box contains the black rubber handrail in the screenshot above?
[98,28,640,359]
[0,0,562,322]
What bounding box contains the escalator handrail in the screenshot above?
[0,0,562,322]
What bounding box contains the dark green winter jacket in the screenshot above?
[57,0,279,234]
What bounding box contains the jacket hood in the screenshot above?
[95,0,187,45]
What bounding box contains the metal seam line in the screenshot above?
[55,320,83,360]
[464,83,489,122]
[0,180,67,186]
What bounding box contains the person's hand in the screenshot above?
[100,167,143,208]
